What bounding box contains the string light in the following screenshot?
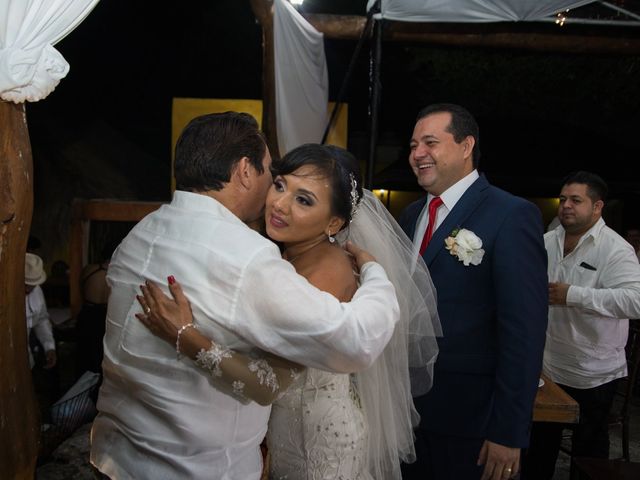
[555,9,570,26]
[373,189,391,207]
[374,189,387,199]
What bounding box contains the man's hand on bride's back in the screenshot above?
[135,277,194,345]
[344,241,377,272]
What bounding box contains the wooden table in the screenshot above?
[533,374,579,423]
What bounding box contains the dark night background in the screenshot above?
[22,0,640,261]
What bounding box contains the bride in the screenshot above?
[137,143,441,479]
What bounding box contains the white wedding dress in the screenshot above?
[267,368,371,480]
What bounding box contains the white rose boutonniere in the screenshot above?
[445,228,485,266]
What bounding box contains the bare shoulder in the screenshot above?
[81,262,109,303]
[297,245,357,302]
[81,263,100,278]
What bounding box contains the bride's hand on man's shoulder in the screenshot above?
[344,241,377,272]
[135,276,194,344]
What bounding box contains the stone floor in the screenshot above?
[34,335,640,479]
[36,395,640,479]
[36,423,95,480]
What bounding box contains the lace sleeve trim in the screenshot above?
[195,343,233,377]
[232,380,246,396]
[193,343,303,404]
[248,358,279,392]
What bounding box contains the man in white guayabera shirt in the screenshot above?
[523,171,640,479]
[90,112,400,480]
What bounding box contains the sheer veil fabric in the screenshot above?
[336,190,442,479]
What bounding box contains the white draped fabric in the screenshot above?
[366,0,596,23]
[0,0,99,103]
[274,0,328,155]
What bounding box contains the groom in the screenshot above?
[399,104,548,479]
[90,112,399,479]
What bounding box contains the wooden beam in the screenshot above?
[0,101,39,479]
[302,13,368,40]
[71,199,163,223]
[303,14,640,55]
[384,23,640,55]
[250,0,280,158]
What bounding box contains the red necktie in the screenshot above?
[419,196,443,256]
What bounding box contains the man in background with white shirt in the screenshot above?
[90,112,399,480]
[25,253,56,370]
[523,170,640,479]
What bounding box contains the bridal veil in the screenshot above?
[337,189,442,479]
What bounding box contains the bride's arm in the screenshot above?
[136,280,303,406]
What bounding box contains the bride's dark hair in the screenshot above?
[271,144,363,230]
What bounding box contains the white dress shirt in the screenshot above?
[412,170,480,253]
[25,285,55,368]
[544,218,640,389]
[91,190,399,480]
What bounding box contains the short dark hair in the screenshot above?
[561,170,608,203]
[174,112,267,192]
[272,144,363,228]
[416,103,481,167]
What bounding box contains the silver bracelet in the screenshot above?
[176,323,197,359]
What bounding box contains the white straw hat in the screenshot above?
[25,253,47,286]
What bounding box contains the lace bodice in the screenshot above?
[267,368,370,480]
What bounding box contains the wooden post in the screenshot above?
[0,100,39,479]
[250,0,280,158]
[69,200,86,319]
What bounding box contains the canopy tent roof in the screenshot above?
[365,0,640,26]
[367,0,595,23]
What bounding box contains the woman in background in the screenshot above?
[75,241,117,378]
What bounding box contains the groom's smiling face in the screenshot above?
[409,112,474,196]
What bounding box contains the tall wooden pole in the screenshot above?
[366,17,383,190]
[0,100,39,479]
[250,0,280,158]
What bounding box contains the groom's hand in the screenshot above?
[477,440,520,480]
[344,241,377,271]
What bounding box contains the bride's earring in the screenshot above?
[327,231,335,243]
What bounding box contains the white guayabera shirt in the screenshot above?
[544,217,640,389]
[90,191,399,480]
[25,285,55,368]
